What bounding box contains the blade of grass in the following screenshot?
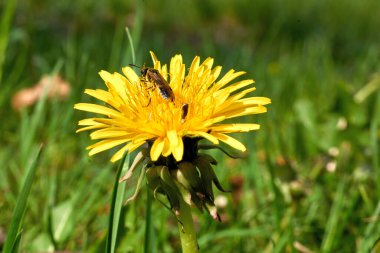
[198,227,270,247]
[121,1,144,67]
[2,146,43,253]
[0,0,17,86]
[125,27,135,65]
[360,201,380,252]
[144,189,153,253]
[9,232,21,253]
[321,179,346,252]
[371,236,380,253]
[273,229,291,253]
[108,20,126,70]
[20,60,63,164]
[105,153,130,253]
[247,147,265,206]
[266,155,284,229]
[132,0,144,48]
[371,88,380,198]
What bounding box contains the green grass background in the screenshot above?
[1,0,380,252]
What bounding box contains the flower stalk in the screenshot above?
[177,198,199,253]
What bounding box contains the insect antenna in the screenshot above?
[129,63,143,69]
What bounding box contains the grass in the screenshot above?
[1,0,380,252]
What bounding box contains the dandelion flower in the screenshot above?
[75,51,271,163]
[75,51,271,252]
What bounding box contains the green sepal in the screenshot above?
[172,178,193,207]
[197,154,230,194]
[174,162,201,190]
[146,166,162,191]
[197,153,218,165]
[198,144,244,159]
[194,155,216,203]
[158,166,182,213]
[205,202,221,221]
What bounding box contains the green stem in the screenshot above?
[144,189,152,253]
[177,199,199,253]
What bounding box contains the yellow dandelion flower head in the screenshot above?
[74,51,271,162]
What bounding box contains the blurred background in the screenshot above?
[1,0,380,252]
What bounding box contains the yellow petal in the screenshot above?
[78,118,100,126]
[161,64,168,80]
[77,119,107,132]
[129,133,154,143]
[110,145,128,163]
[172,137,184,161]
[239,97,272,105]
[150,51,162,70]
[74,103,121,118]
[225,79,254,94]
[201,57,214,69]
[186,131,219,144]
[150,138,165,161]
[210,66,222,82]
[221,105,268,119]
[215,87,257,110]
[188,56,200,75]
[121,66,140,84]
[76,125,106,133]
[92,118,133,128]
[201,116,226,127]
[150,51,159,65]
[110,140,145,162]
[111,72,131,95]
[162,138,172,157]
[210,124,260,133]
[90,129,130,139]
[216,96,261,115]
[88,138,129,156]
[213,133,246,151]
[126,140,146,153]
[167,130,179,147]
[214,70,246,90]
[98,70,113,84]
[84,89,114,104]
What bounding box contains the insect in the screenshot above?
[130,64,175,102]
[181,103,189,123]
